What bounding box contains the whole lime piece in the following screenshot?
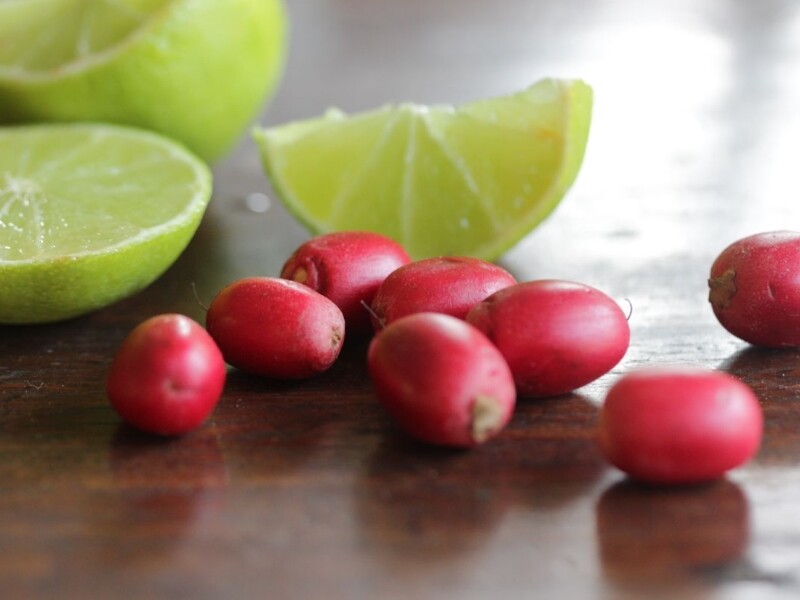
[0,0,288,162]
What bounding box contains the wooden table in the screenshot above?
[3,1,800,598]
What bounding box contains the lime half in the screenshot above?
[0,123,212,324]
[0,0,288,162]
[254,79,592,260]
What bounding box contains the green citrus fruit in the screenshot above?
[0,0,288,162]
[253,78,593,261]
[0,123,212,324]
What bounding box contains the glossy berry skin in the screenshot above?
[598,367,763,485]
[281,231,411,336]
[370,256,516,330]
[206,277,345,378]
[467,280,629,397]
[367,312,516,448]
[708,231,800,347]
[106,314,226,436]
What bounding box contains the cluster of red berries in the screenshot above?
[108,229,789,486]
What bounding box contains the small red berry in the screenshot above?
[370,256,516,329]
[367,312,516,447]
[597,367,763,485]
[281,231,411,335]
[106,314,226,436]
[709,231,800,347]
[206,277,345,378]
[467,280,630,397]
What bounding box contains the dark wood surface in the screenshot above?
[3,1,800,598]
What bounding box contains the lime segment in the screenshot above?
[254,79,593,260]
[0,123,212,324]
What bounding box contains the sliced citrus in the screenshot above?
[0,123,212,324]
[253,78,593,260]
[0,0,288,162]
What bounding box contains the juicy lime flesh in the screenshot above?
[0,126,202,260]
[0,123,212,324]
[255,79,593,261]
[0,0,171,74]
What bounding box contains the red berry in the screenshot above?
[467,280,630,397]
[106,314,226,436]
[709,231,800,347]
[206,277,345,378]
[367,312,516,447]
[597,367,763,485]
[281,231,411,335]
[370,256,516,329]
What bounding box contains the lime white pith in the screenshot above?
[0,0,288,162]
[254,79,593,261]
[0,123,212,324]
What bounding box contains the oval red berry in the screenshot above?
[370,256,516,330]
[106,314,226,436]
[206,277,345,378]
[709,231,800,347]
[367,312,516,448]
[281,231,411,336]
[598,367,763,485]
[467,280,630,397]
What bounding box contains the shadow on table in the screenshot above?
[212,338,380,479]
[88,425,228,568]
[717,345,800,396]
[351,392,608,568]
[352,433,512,569]
[504,392,608,511]
[596,478,750,591]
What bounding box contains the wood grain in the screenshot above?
[3,1,800,598]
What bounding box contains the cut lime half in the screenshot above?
[254,79,593,260]
[0,123,212,324]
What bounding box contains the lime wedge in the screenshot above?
[253,79,592,260]
[0,123,212,324]
[0,0,288,162]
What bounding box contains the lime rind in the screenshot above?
[253,78,593,261]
